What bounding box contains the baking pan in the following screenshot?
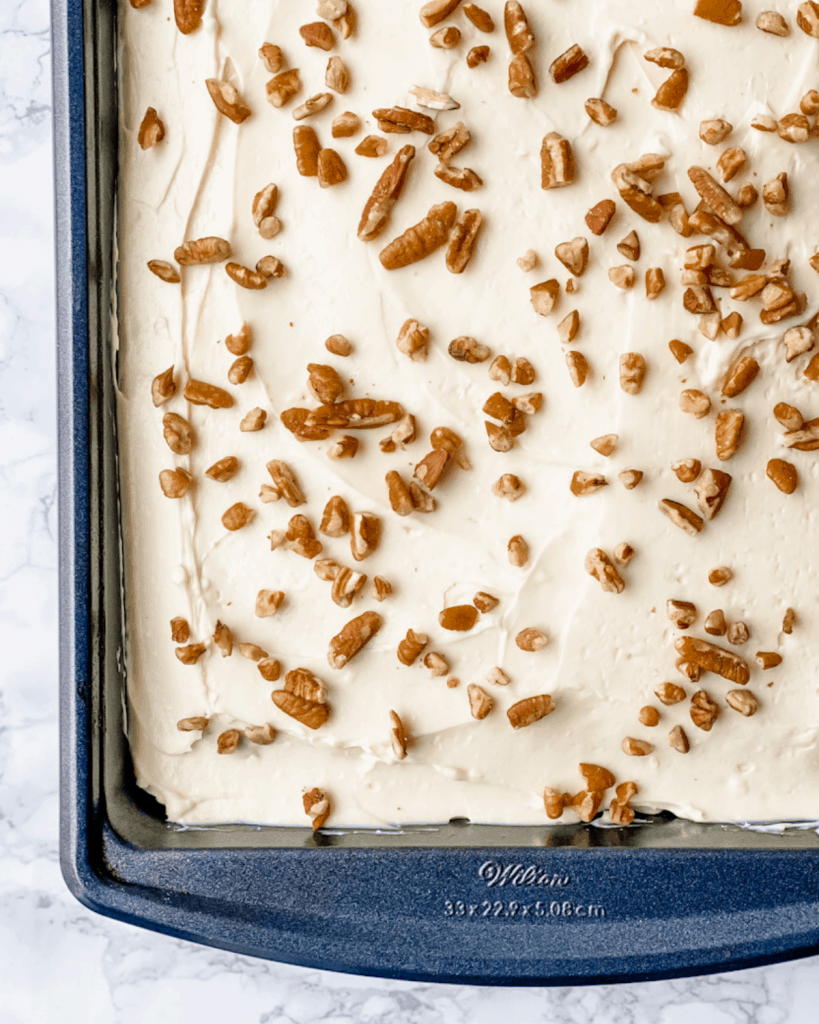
[55,0,819,984]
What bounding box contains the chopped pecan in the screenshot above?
[708,567,733,588]
[300,21,334,49]
[725,690,759,717]
[705,609,727,636]
[170,617,190,645]
[327,436,358,460]
[325,334,353,356]
[667,725,690,753]
[555,237,589,276]
[756,10,789,33]
[509,54,537,99]
[504,1,535,52]
[389,710,410,760]
[756,651,782,670]
[174,237,231,266]
[690,689,720,732]
[293,92,334,121]
[639,706,660,727]
[516,627,548,652]
[668,600,697,629]
[302,787,331,830]
[447,209,483,273]
[332,111,360,138]
[798,1,819,34]
[409,86,460,112]
[590,434,617,457]
[782,326,815,362]
[318,148,347,188]
[240,408,266,433]
[508,534,529,568]
[566,351,589,387]
[774,401,804,429]
[293,125,321,176]
[513,392,542,414]
[468,683,494,720]
[439,605,479,631]
[244,722,276,745]
[673,459,701,483]
[222,503,255,531]
[251,184,280,241]
[420,0,462,26]
[688,166,743,226]
[138,106,165,149]
[656,682,687,705]
[570,471,607,496]
[226,263,268,290]
[487,666,511,687]
[584,97,617,126]
[386,470,414,516]
[617,230,640,260]
[424,652,450,676]
[255,590,285,618]
[675,636,750,684]
[266,461,306,507]
[717,147,747,183]
[152,366,177,408]
[619,469,643,489]
[767,458,798,494]
[645,47,685,68]
[543,788,565,819]
[267,69,302,109]
[328,610,382,669]
[784,417,819,450]
[380,201,457,270]
[397,630,429,666]
[258,43,284,74]
[159,468,192,499]
[508,695,555,729]
[585,548,625,594]
[550,44,589,83]
[694,0,742,25]
[174,0,204,34]
[147,260,179,284]
[658,499,704,536]
[778,113,810,143]
[619,353,646,394]
[530,279,560,316]
[325,55,349,94]
[429,122,471,163]
[350,511,380,561]
[430,26,461,47]
[163,412,194,456]
[467,45,491,67]
[177,715,208,732]
[307,363,345,405]
[216,729,241,755]
[374,106,435,135]
[762,172,790,217]
[721,356,759,398]
[694,468,732,521]
[652,68,688,112]
[609,266,636,290]
[646,268,666,299]
[783,608,797,633]
[206,79,251,124]
[409,482,437,512]
[273,689,329,730]
[679,389,711,419]
[449,335,490,362]
[700,118,732,145]
[414,449,451,490]
[585,199,616,236]
[473,591,499,613]
[395,318,429,362]
[622,737,653,756]
[540,133,575,189]
[715,409,744,461]
[613,542,635,566]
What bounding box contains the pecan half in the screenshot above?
[273,690,329,730]
[507,695,555,729]
[206,79,251,124]
[293,125,321,176]
[328,610,382,669]
[447,209,483,273]
[439,605,479,631]
[380,201,457,270]
[374,106,435,135]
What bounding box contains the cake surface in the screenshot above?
[120,0,819,826]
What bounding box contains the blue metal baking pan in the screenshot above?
[55,0,819,984]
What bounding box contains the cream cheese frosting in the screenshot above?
[119,0,819,825]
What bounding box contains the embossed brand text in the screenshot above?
[479,861,571,889]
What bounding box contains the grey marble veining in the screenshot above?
[1,0,818,1020]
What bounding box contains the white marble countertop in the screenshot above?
[2,0,818,1019]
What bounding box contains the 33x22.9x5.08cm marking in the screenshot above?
[444,900,607,919]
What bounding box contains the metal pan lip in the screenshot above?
[54,0,819,984]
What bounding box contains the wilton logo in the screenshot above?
[478,861,571,889]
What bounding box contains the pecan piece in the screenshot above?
[414,449,451,490]
[302,787,331,830]
[266,461,306,507]
[272,690,329,731]
[774,402,804,429]
[656,682,687,706]
[652,69,688,112]
[798,1,819,35]
[447,209,483,273]
[258,43,284,74]
[431,426,470,468]
[239,408,266,433]
[174,237,231,266]
[688,166,743,226]
[508,53,537,98]
[668,725,690,753]
[350,511,380,561]
[183,379,233,410]
[757,10,789,34]
[767,458,798,494]
[256,590,285,617]
[332,112,360,138]
[285,515,322,558]
[222,503,254,531]
[163,412,194,456]
[504,1,535,52]
[541,133,575,189]
[138,107,165,149]
[430,26,461,48]
[622,737,653,756]
[386,470,414,517]
[177,715,208,732]
[700,119,732,145]
[619,353,646,394]
[585,199,616,236]
[679,389,711,419]
[328,610,382,668]
[307,363,345,405]
[590,434,617,457]
[705,609,727,636]
[566,351,588,387]
[174,0,205,34]
[468,683,494,720]
[225,263,268,290]
[396,318,429,361]
[722,356,759,398]
[438,604,478,632]
[555,237,589,277]
[300,21,334,49]
[380,201,457,270]
[694,468,732,520]
[516,628,548,652]
[690,690,720,732]
[147,260,179,284]
[570,471,607,496]
[726,690,759,717]
[784,417,819,450]
[318,148,347,188]
[507,695,555,729]
[619,470,643,489]
[530,279,560,316]
[374,106,435,135]
[293,125,321,176]
[584,97,617,126]
[293,92,334,121]
[694,0,743,26]
[331,567,367,608]
[449,335,490,363]
[645,47,685,68]
[668,600,697,630]
[152,366,176,407]
[658,499,704,536]
[435,164,483,193]
[206,79,251,124]
[170,617,190,644]
[267,69,302,109]
[715,409,744,461]
[550,44,589,83]
[585,548,625,594]
[325,55,349,93]
[762,172,790,217]
[467,44,491,66]
[675,636,750,684]
[429,122,471,163]
[216,729,241,755]
[397,630,428,666]
[358,145,416,242]
[420,0,462,26]
[508,534,529,567]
